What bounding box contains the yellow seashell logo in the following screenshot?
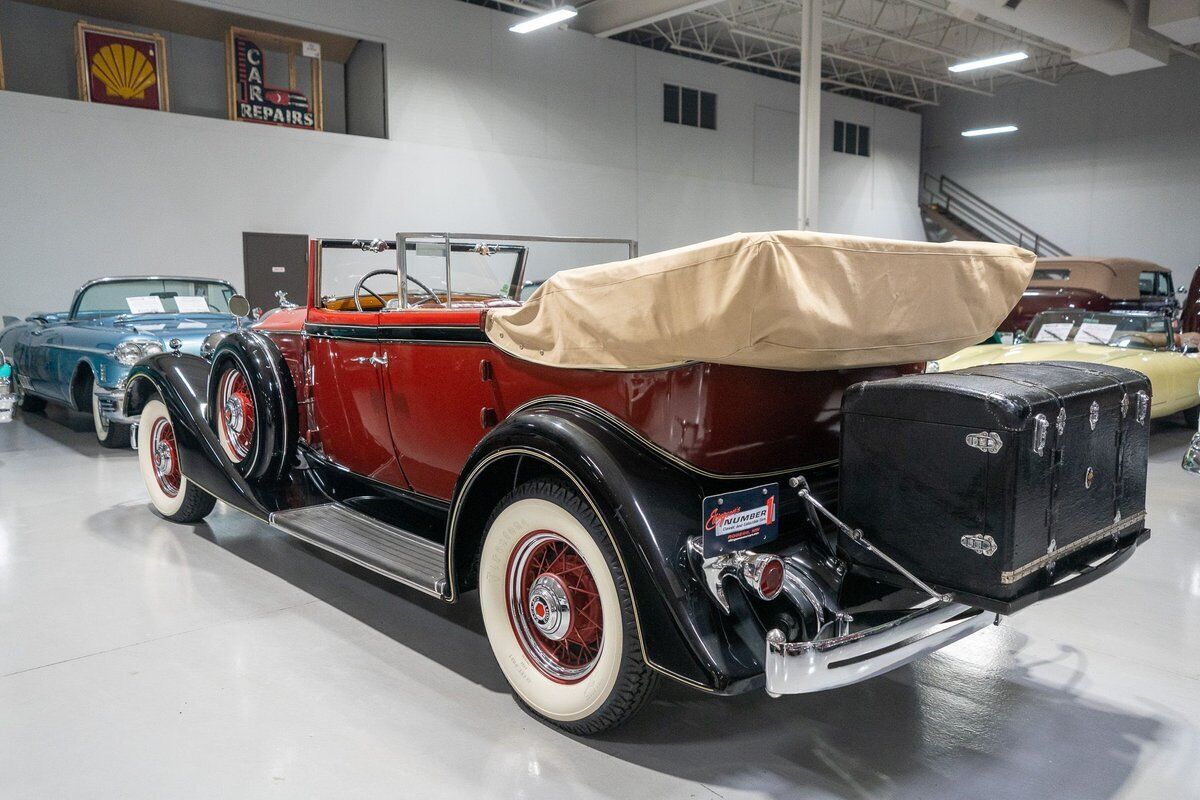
[90,44,156,100]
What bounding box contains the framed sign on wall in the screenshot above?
[226,27,323,131]
[74,22,170,111]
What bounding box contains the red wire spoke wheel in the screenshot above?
[136,398,216,524]
[506,531,604,683]
[479,479,658,734]
[217,367,256,463]
[149,417,182,498]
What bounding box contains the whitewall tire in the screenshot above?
[478,479,657,734]
[138,399,216,523]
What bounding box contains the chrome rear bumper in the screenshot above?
[764,602,996,696]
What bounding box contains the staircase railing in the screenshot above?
[920,173,1070,257]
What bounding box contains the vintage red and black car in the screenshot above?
[121,231,1151,734]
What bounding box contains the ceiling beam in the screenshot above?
[670,43,937,105]
[822,11,1057,85]
[575,0,729,38]
[702,15,995,95]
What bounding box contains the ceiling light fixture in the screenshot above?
[962,125,1019,137]
[509,5,578,34]
[948,51,1028,73]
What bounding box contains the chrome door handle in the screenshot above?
[350,352,388,367]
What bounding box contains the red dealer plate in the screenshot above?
[701,483,780,558]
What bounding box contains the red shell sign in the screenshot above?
[76,25,168,111]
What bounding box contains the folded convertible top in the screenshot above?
[484,231,1035,372]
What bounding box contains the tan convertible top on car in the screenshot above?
[484,231,1035,372]
[1030,257,1168,299]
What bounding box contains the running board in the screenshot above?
[270,503,448,597]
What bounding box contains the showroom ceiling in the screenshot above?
[475,0,1200,109]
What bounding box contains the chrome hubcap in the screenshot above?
[223,396,245,434]
[153,441,174,476]
[527,574,572,641]
[149,417,181,497]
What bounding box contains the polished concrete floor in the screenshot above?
[2,404,1199,799]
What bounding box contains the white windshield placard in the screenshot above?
[1033,322,1074,342]
[126,296,165,314]
[174,296,210,313]
[1075,322,1117,345]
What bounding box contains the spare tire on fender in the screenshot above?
[207,331,297,484]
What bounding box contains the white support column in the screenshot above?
[797,0,822,231]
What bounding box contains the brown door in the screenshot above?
[241,232,309,312]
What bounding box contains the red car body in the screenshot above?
[120,234,1150,735]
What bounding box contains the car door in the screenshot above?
[376,307,492,500]
[23,321,65,399]
[303,241,409,488]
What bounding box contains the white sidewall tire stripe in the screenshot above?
[138,399,187,517]
[480,497,623,723]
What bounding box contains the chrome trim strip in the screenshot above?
[506,395,836,481]
[765,603,995,695]
[44,344,112,355]
[1001,511,1147,584]
[447,446,714,693]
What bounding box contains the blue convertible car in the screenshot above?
[0,276,241,447]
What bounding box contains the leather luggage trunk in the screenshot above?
[837,362,1150,610]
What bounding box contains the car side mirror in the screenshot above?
[229,294,252,319]
[1013,330,1028,344]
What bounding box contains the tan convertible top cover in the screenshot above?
[484,231,1035,372]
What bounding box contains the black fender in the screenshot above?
[207,331,298,485]
[125,353,274,521]
[447,399,790,694]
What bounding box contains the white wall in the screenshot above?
[0,0,924,316]
[922,55,1200,284]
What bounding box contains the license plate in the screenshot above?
[702,483,779,557]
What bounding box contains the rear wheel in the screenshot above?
[13,374,45,412]
[92,383,131,448]
[138,399,216,523]
[478,479,657,735]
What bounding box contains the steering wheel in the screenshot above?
[353,269,439,311]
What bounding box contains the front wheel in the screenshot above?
[1183,403,1199,429]
[137,399,216,523]
[92,383,131,448]
[478,479,658,735]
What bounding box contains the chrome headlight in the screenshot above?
[925,360,941,373]
[200,331,229,358]
[113,340,164,366]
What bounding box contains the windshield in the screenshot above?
[317,240,525,311]
[74,279,235,318]
[1025,311,1173,351]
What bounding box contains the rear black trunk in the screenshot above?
[838,362,1150,613]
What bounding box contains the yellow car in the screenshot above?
[930,310,1200,425]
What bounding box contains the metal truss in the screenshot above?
[473,0,1085,109]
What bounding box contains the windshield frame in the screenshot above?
[69,276,238,320]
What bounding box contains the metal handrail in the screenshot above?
[920,173,1070,257]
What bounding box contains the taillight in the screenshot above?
[743,554,785,601]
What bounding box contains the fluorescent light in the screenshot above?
[949,51,1028,73]
[509,5,577,33]
[962,125,1019,137]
